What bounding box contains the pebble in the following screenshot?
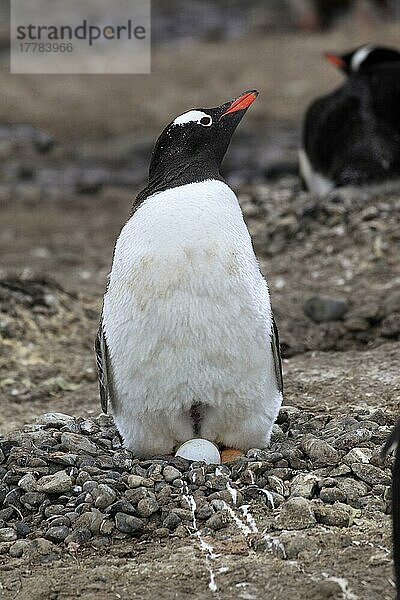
[274,497,316,530]
[301,435,340,467]
[61,432,99,456]
[290,473,318,499]
[92,484,117,510]
[65,528,92,545]
[18,473,37,492]
[163,513,181,530]
[137,498,159,518]
[0,405,394,551]
[38,413,75,428]
[35,471,73,494]
[0,527,17,542]
[9,539,31,558]
[45,525,70,543]
[196,504,214,520]
[115,513,144,534]
[343,448,372,465]
[163,466,182,483]
[314,502,354,527]
[303,296,348,323]
[127,475,153,488]
[205,512,230,530]
[351,463,390,486]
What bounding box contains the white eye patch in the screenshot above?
[351,44,373,72]
[172,110,212,127]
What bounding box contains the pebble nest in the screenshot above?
[0,407,394,561]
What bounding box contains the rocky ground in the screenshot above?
[0,133,399,597]
[1,15,400,599]
[0,405,396,600]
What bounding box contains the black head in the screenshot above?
[325,44,400,76]
[145,90,258,192]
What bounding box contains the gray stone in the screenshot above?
[314,502,355,527]
[334,429,372,450]
[127,475,153,488]
[125,487,147,504]
[205,512,230,530]
[304,296,348,323]
[196,504,214,520]
[381,313,400,338]
[163,513,181,530]
[351,463,390,486]
[61,432,99,456]
[30,537,61,559]
[275,497,317,530]
[155,527,170,538]
[343,448,372,465]
[21,491,46,508]
[65,528,92,545]
[9,539,31,558]
[290,473,318,499]
[35,470,73,494]
[15,521,30,537]
[0,528,17,542]
[80,419,100,435]
[45,526,70,543]
[137,497,159,517]
[93,484,117,510]
[38,413,75,428]
[279,531,314,559]
[267,475,286,496]
[163,466,182,483]
[106,499,136,516]
[18,472,37,492]
[319,487,346,504]
[115,512,144,534]
[333,478,370,508]
[301,435,340,467]
[75,509,105,535]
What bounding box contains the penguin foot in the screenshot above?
[220,448,244,463]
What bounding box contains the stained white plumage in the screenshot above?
[96,91,283,458]
[102,180,282,457]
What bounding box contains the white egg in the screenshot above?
[175,438,221,464]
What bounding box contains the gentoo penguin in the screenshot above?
[325,44,400,75]
[95,91,283,459]
[300,45,400,195]
[383,419,400,599]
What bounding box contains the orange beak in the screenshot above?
[221,90,258,117]
[325,53,345,69]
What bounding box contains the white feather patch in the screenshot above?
[351,44,373,72]
[172,110,210,126]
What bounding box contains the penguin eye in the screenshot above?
[199,116,212,127]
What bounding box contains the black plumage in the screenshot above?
[301,46,400,192]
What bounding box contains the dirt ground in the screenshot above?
[1,17,400,600]
[1,182,399,600]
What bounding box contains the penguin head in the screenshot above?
[325,44,400,76]
[148,90,258,180]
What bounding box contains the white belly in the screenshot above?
[299,148,334,196]
[103,180,282,455]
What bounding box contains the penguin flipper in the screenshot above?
[271,315,283,394]
[95,319,113,414]
[383,418,400,457]
[383,418,400,597]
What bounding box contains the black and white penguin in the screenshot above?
[300,45,400,195]
[325,44,400,75]
[95,91,283,459]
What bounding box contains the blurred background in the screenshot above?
[1,0,400,432]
